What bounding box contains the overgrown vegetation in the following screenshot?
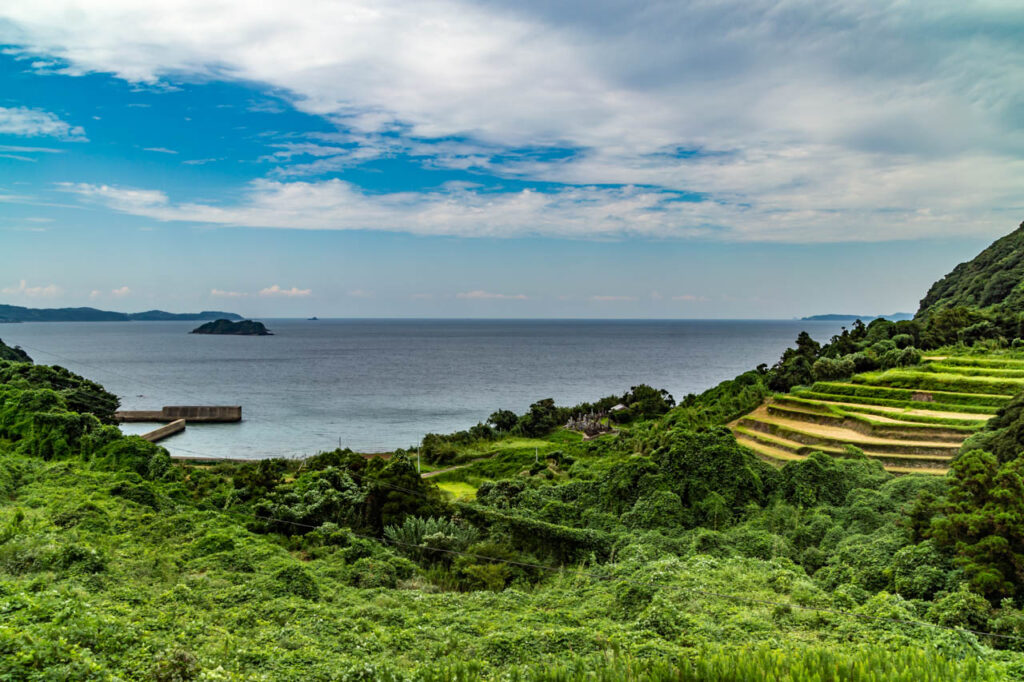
[6,225,1024,678]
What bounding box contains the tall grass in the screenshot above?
[852,370,1024,396]
[403,645,1005,681]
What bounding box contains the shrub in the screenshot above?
[272,563,320,599]
[927,584,993,631]
[812,357,855,381]
[621,490,684,530]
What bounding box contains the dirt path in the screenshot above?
[420,456,495,478]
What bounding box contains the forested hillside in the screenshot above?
[918,222,1024,319]
[7,223,1024,679]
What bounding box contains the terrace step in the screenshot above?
[851,371,1024,397]
[778,393,991,422]
[734,435,804,466]
[738,410,961,457]
[732,426,954,472]
[792,390,999,415]
[757,405,962,448]
[811,382,1012,407]
[765,402,969,442]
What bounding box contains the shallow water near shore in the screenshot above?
[0,318,846,459]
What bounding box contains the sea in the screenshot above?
[0,319,848,459]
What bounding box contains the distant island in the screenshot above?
[800,312,913,322]
[0,304,242,323]
[190,319,272,335]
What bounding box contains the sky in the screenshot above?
[0,1,1022,318]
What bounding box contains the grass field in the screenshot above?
[436,480,478,501]
[730,354,1013,475]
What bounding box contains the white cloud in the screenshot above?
[259,284,311,297]
[590,295,636,302]
[89,289,101,299]
[456,290,527,300]
[143,147,178,154]
[6,2,1024,241]
[110,286,131,297]
[1,279,61,297]
[0,106,86,140]
[211,288,248,298]
[60,180,722,239]
[0,145,62,153]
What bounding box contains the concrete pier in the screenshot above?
[116,406,242,423]
[140,419,186,443]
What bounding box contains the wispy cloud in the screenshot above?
[60,180,722,240]
[259,284,311,297]
[347,288,373,298]
[211,288,248,298]
[0,145,62,153]
[110,286,131,297]
[456,290,527,300]
[6,2,1024,241]
[0,106,86,141]
[1,279,61,297]
[590,295,636,302]
[672,294,709,302]
[143,147,178,154]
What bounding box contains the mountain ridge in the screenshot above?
[0,304,242,323]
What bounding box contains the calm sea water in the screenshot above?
[0,319,846,459]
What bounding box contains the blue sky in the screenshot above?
[0,1,1021,318]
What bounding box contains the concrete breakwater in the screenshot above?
[140,419,186,443]
[117,406,242,423]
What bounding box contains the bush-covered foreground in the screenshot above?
[5,331,1024,678]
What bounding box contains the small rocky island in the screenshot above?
[190,319,272,336]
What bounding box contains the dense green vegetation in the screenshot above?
[0,338,30,363]
[190,319,273,335]
[3,345,1024,679]
[7,224,1024,678]
[918,222,1024,316]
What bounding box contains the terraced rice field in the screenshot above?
[730,355,1023,475]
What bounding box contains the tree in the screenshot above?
[516,398,561,437]
[769,331,821,392]
[487,409,518,432]
[931,450,1024,602]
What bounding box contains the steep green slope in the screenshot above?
[917,222,1024,318]
[0,338,30,363]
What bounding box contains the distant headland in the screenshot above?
[800,312,913,322]
[190,319,272,335]
[0,304,242,323]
